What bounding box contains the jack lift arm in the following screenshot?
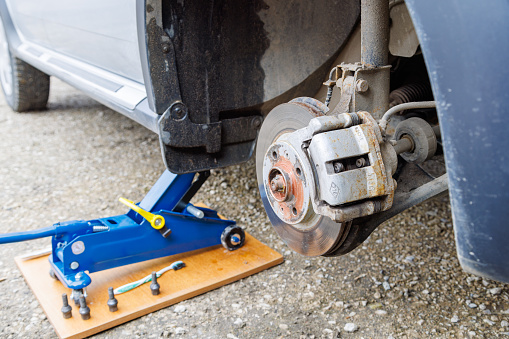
[0,170,245,303]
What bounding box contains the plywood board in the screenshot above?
[16,232,283,339]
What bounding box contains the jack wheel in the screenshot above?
[221,225,245,251]
[49,269,57,280]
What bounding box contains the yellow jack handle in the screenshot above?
[118,197,165,230]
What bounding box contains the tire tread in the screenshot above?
[10,57,50,112]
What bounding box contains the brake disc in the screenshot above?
[256,100,350,256]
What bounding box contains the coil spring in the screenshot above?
[389,83,433,107]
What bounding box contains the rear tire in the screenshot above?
[6,58,50,112]
[0,16,49,112]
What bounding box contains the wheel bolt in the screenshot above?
[79,296,90,320]
[150,272,160,295]
[107,287,118,312]
[61,293,72,319]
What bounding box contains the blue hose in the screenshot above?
[0,225,56,244]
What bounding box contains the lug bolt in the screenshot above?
[79,295,90,320]
[333,162,345,173]
[107,287,118,312]
[356,158,366,168]
[150,272,160,295]
[61,293,72,319]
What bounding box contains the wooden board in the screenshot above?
[15,232,283,339]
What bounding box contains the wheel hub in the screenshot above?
[263,141,311,226]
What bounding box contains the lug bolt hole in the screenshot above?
[292,207,297,215]
[296,167,302,176]
[272,151,278,160]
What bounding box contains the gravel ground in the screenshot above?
[0,79,508,339]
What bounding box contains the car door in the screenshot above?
[7,0,144,83]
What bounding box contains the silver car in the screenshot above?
[1,0,508,283]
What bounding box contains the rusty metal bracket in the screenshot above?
[330,63,391,119]
[159,102,222,153]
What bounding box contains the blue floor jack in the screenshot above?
[0,170,245,305]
